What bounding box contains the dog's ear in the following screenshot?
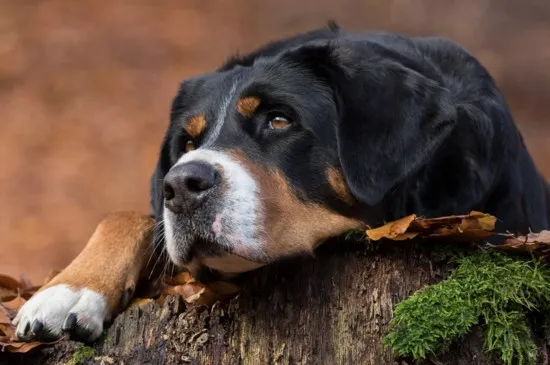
[149,132,171,219]
[287,41,457,206]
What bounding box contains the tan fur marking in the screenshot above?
[326,167,355,205]
[39,212,155,319]
[237,96,261,118]
[184,115,207,138]
[229,151,364,258]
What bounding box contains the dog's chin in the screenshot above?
[167,237,266,279]
[186,254,266,280]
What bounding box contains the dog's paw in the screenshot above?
[14,284,107,343]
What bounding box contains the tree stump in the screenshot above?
[3,239,531,365]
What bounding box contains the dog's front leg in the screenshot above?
[14,212,157,343]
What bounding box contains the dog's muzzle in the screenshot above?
[162,149,266,273]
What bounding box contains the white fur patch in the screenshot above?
[204,81,238,145]
[14,284,107,341]
[164,209,182,266]
[164,149,263,267]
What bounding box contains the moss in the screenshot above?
[383,251,550,365]
[344,229,367,242]
[69,344,97,365]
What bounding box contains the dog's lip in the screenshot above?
[181,237,227,263]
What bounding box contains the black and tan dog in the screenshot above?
[14,23,550,343]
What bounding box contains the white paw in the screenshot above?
[14,284,107,343]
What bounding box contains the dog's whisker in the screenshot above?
[145,242,162,278]
[153,246,169,286]
[144,218,167,274]
[148,241,167,280]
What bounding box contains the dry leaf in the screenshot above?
[0,305,11,325]
[158,271,241,306]
[366,211,497,242]
[494,230,550,254]
[4,341,42,353]
[128,298,154,309]
[0,275,22,292]
[163,272,194,286]
[0,287,17,302]
[0,323,16,341]
[20,286,41,300]
[0,273,39,302]
[1,336,61,353]
[2,296,26,312]
[184,287,207,304]
[166,282,205,299]
[366,215,418,241]
[0,270,70,353]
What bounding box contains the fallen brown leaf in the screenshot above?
[1,341,42,353]
[166,282,206,299]
[183,287,207,304]
[366,211,497,242]
[0,271,70,353]
[128,297,154,308]
[0,275,22,292]
[2,296,26,312]
[0,274,39,302]
[163,272,195,286]
[0,323,17,341]
[19,286,40,301]
[493,230,550,254]
[0,288,17,302]
[366,214,419,241]
[0,335,63,353]
[157,271,242,307]
[0,305,11,325]
[0,275,22,302]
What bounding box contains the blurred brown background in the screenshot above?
[1,0,549,283]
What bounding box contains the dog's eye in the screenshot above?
[268,115,291,130]
[185,140,196,152]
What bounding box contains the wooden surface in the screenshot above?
[3,240,528,365]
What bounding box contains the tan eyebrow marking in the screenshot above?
[184,115,207,137]
[237,96,261,118]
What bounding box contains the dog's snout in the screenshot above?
[163,162,218,213]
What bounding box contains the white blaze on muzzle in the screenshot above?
[163,149,264,268]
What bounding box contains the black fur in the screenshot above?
[151,24,550,242]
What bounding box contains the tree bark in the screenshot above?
[3,239,541,365]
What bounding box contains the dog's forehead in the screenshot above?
[193,69,245,111]
[173,57,336,154]
[185,59,315,115]
[182,66,273,142]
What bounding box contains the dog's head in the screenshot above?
[150,28,456,278]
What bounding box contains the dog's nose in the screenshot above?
[163,162,218,213]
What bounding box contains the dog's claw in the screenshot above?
[62,313,77,331]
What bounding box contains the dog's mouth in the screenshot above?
[180,237,229,264]
[163,219,267,277]
[179,239,266,279]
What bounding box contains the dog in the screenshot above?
[14,23,550,343]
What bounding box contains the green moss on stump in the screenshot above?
[69,344,97,365]
[383,252,550,365]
